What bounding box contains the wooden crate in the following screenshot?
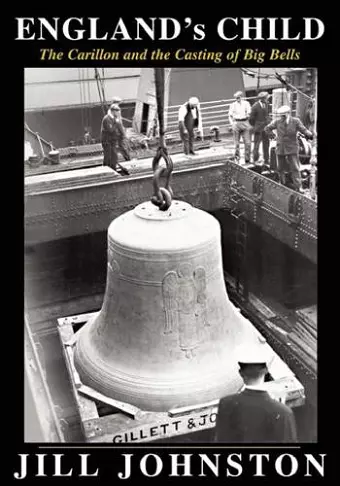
[57,311,305,443]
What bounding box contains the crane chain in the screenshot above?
[151,146,174,211]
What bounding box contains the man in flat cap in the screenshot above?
[249,91,270,165]
[112,96,122,105]
[214,343,297,443]
[265,105,313,192]
[178,96,203,155]
[229,91,252,164]
[100,103,131,170]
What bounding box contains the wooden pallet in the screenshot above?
[57,311,305,443]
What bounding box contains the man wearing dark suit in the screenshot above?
[214,344,297,443]
[100,103,131,170]
[249,91,270,165]
[265,105,313,192]
[178,96,203,155]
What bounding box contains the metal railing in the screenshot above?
[163,93,301,137]
[164,96,273,136]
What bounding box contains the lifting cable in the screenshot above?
[256,67,261,94]
[274,72,314,102]
[85,68,92,133]
[94,68,106,116]
[101,68,107,107]
[79,69,93,138]
[150,68,174,211]
[78,69,85,132]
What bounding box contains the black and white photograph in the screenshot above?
[24,66,317,445]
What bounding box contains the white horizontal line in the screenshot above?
[38,446,302,449]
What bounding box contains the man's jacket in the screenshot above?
[215,389,297,443]
[249,101,270,132]
[265,117,312,155]
[100,114,125,143]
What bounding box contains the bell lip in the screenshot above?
[74,341,242,412]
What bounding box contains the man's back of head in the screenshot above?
[239,362,267,386]
[215,343,298,442]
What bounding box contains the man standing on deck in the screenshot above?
[100,103,131,171]
[249,91,270,165]
[178,96,203,156]
[229,91,251,164]
[265,105,313,192]
[215,344,298,443]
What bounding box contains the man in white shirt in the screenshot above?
[229,91,251,163]
[178,96,203,155]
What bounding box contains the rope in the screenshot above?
[242,67,315,103]
[274,72,314,101]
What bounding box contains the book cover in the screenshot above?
[10,13,332,483]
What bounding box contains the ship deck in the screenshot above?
[24,135,316,202]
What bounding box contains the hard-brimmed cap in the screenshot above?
[112,96,122,104]
[277,105,291,114]
[258,91,269,99]
[234,91,243,98]
[189,96,199,106]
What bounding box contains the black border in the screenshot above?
[13,12,335,483]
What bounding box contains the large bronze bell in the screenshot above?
[74,200,261,411]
